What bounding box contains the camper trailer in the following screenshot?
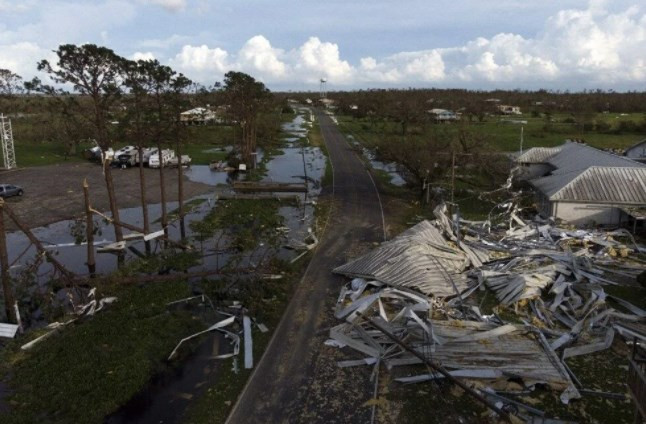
[148,149,176,168]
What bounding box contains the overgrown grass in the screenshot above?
[182,258,307,423]
[0,280,203,424]
[189,198,290,251]
[14,141,88,167]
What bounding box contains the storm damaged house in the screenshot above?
[516,141,646,229]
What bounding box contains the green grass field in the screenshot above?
[337,112,645,152]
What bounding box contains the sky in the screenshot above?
[0,0,645,91]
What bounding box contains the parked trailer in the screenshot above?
[148,149,176,168]
[168,155,192,168]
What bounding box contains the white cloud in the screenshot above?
[138,34,193,49]
[0,0,35,13]
[132,51,156,61]
[294,37,354,83]
[165,2,646,88]
[142,0,186,12]
[2,0,644,90]
[171,44,230,79]
[238,35,287,79]
[0,41,54,78]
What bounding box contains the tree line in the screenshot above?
[0,44,274,245]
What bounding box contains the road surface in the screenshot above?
[226,110,385,423]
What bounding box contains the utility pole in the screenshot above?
[450,150,456,206]
[520,125,524,155]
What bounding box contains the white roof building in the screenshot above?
[517,141,646,229]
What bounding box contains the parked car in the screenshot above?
[0,184,23,198]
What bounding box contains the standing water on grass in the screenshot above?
[4,108,326,318]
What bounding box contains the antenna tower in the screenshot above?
[0,114,16,169]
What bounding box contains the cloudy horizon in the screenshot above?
[0,0,645,91]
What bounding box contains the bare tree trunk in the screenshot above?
[138,148,151,254]
[177,140,186,240]
[2,200,76,285]
[0,201,16,323]
[158,143,168,247]
[83,179,96,276]
[103,158,124,242]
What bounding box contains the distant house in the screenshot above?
[428,108,459,122]
[485,98,501,103]
[318,98,335,108]
[516,141,646,229]
[625,139,646,163]
[349,104,359,110]
[498,105,522,115]
[180,107,221,125]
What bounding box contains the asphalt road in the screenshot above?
[226,111,385,423]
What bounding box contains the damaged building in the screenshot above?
[516,141,646,229]
[327,203,646,422]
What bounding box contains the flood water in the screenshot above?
[361,146,407,187]
[3,108,323,423]
[345,135,406,186]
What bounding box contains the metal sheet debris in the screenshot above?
[327,201,646,413]
[0,323,19,339]
[243,315,253,369]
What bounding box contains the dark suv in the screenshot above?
[0,184,24,198]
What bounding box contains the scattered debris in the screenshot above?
[167,302,259,371]
[0,322,19,339]
[328,202,646,418]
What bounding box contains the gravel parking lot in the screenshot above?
[0,162,212,231]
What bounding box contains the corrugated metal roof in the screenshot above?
[550,166,646,203]
[547,142,643,175]
[333,220,474,297]
[530,169,586,198]
[516,146,562,164]
[528,142,646,202]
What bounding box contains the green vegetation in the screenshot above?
[338,112,646,153]
[0,280,203,424]
[14,140,88,166]
[183,260,303,423]
[190,198,289,251]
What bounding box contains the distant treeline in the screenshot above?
[277,88,646,115]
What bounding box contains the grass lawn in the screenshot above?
[13,141,88,167]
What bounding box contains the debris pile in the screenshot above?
[328,203,646,419]
[167,296,267,371]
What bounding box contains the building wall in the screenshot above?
[551,201,625,226]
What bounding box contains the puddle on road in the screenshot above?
[358,143,406,187]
